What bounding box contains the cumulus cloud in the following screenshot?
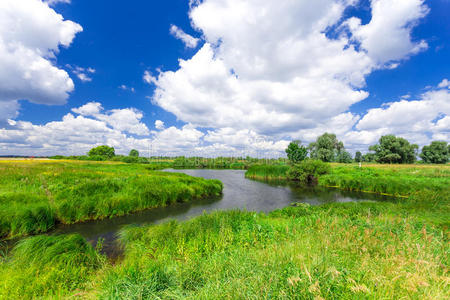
[154,120,165,130]
[71,102,150,136]
[169,24,201,48]
[0,0,82,122]
[336,81,450,152]
[346,0,429,64]
[71,102,103,116]
[148,0,429,143]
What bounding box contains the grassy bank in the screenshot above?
[1,189,448,299]
[245,164,290,180]
[246,163,450,196]
[0,160,222,239]
[0,162,448,299]
[49,155,289,170]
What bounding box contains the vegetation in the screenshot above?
[354,151,362,162]
[285,140,308,163]
[420,141,449,164]
[336,150,353,163]
[286,160,331,183]
[245,164,290,180]
[320,163,449,197]
[0,234,104,298]
[1,163,448,299]
[88,145,116,159]
[0,160,222,239]
[129,149,139,157]
[369,135,418,164]
[308,133,345,162]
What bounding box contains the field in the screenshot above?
[0,161,448,299]
[0,159,222,239]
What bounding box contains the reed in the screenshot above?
[245,164,290,180]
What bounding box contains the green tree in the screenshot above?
[129,149,139,157]
[88,145,115,159]
[285,140,308,164]
[308,133,345,162]
[336,151,353,163]
[369,135,418,164]
[362,153,376,162]
[420,141,449,164]
[354,151,362,163]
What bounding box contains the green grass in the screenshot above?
[94,193,448,299]
[0,234,104,298]
[245,164,290,180]
[0,160,222,239]
[319,164,449,197]
[0,162,448,299]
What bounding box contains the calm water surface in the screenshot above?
[5,169,393,257]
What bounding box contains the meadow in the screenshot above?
[0,159,222,239]
[0,160,448,299]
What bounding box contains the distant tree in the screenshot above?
[354,151,362,163]
[362,153,376,162]
[88,145,115,159]
[420,141,449,164]
[285,140,308,164]
[336,151,353,163]
[369,135,418,164]
[308,133,345,162]
[129,149,139,157]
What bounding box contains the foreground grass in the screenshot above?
[0,163,448,299]
[0,160,222,239]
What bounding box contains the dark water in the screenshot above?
[3,169,393,258]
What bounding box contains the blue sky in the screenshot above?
[0,0,449,156]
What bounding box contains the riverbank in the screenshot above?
[0,163,448,299]
[246,163,450,197]
[0,160,222,239]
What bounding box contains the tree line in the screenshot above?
[286,133,449,164]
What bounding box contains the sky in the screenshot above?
[0,0,449,157]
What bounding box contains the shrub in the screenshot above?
[287,160,331,184]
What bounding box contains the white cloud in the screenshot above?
[341,83,450,151]
[438,78,449,89]
[169,24,200,48]
[155,120,165,130]
[71,66,95,82]
[148,0,429,143]
[0,101,20,125]
[71,102,150,136]
[0,0,82,122]
[71,102,103,116]
[346,0,429,65]
[143,71,155,84]
[119,85,135,93]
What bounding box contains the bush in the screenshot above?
[88,145,115,159]
[287,160,331,184]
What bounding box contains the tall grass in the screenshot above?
[96,189,448,299]
[245,164,290,180]
[0,234,104,298]
[0,161,222,238]
[0,162,448,298]
[320,164,450,197]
